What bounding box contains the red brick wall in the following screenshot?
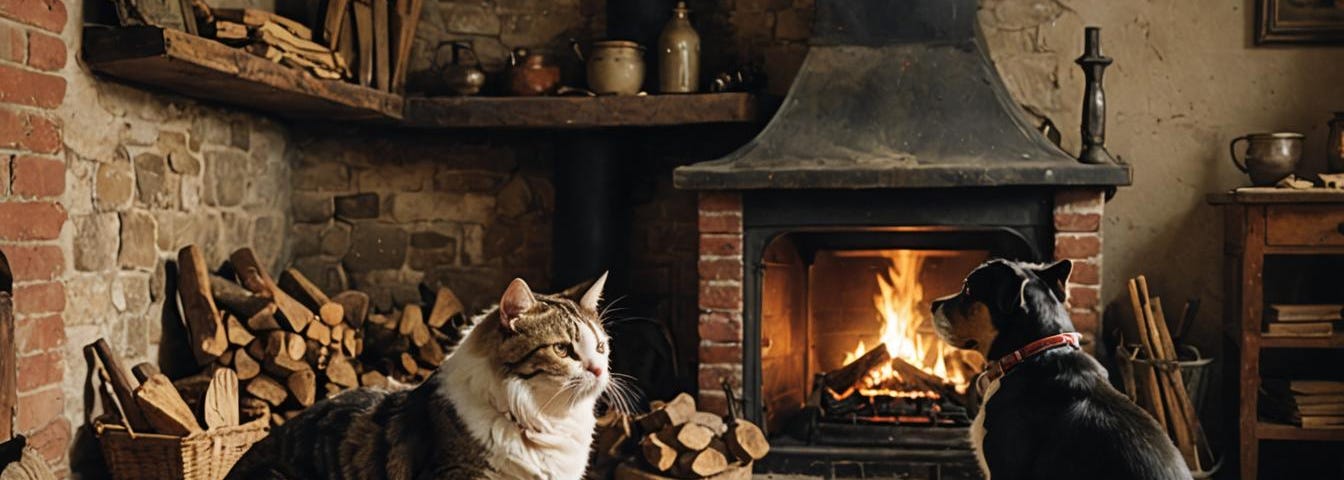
[696,192,743,415]
[1053,189,1105,352]
[0,0,69,472]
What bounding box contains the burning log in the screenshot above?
[823,344,890,394]
[887,357,967,405]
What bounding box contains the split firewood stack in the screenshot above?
[203,8,350,80]
[175,244,468,426]
[591,393,768,480]
[1119,275,1214,472]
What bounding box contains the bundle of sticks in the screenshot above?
[1120,275,1213,472]
[206,8,350,80]
[591,394,768,480]
[87,338,256,436]
[175,244,466,426]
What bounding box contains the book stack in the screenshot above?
[1261,380,1344,429]
[1263,304,1343,338]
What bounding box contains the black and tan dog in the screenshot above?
[931,259,1190,480]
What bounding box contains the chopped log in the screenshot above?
[640,433,677,472]
[270,413,286,426]
[724,420,769,462]
[88,339,152,431]
[888,357,962,403]
[218,348,235,367]
[212,8,313,39]
[360,370,389,388]
[284,332,307,361]
[319,303,345,327]
[342,328,360,357]
[279,268,332,311]
[214,20,249,41]
[332,290,370,328]
[410,321,431,348]
[130,362,160,383]
[172,373,213,402]
[426,287,464,329]
[638,393,697,432]
[594,412,632,460]
[230,247,314,332]
[233,349,261,380]
[210,275,278,323]
[261,330,307,362]
[398,353,419,376]
[674,448,728,478]
[246,375,289,406]
[399,305,424,337]
[823,344,889,393]
[335,6,357,81]
[389,0,423,92]
[246,309,282,331]
[255,22,343,73]
[327,354,359,388]
[352,0,373,86]
[665,423,715,451]
[416,338,445,367]
[372,0,389,89]
[690,411,726,434]
[225,315,256,347]
[264,348,311,378]
[239,396,270,421]
[178,246,228,365]
[135,374,203,436]
[305,321,332,344]
[287,369,317,407]
[203,368,240,430]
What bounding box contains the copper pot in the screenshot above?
[508,48,560,96]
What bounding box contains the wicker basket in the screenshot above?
[94,415,269,480]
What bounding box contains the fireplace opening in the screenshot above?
[758,231,1003,450]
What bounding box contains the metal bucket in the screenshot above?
[1115,344,1221,478]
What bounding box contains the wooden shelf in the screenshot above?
[83,26,403,123]
[1256,420,1344,441]
[402,93,774,129]
[1260,332,1344,349]
[1208,188,1344,204]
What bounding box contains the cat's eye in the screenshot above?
[552,343,570,358]
[596,341,607,354]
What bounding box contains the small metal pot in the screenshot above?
[435,41,486,96]
[575,40,646,95]
[1328,112,1344,173]
[1229,132,1304,186]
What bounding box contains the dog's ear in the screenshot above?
[988,264,1030,315]
[1036,260,1072,302]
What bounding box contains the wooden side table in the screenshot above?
[1209,189,1344,480]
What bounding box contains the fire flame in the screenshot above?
[841,251,974,396]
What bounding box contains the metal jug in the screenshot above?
[1229,132,1304,186]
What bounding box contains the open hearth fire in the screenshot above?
[812,251,983,428]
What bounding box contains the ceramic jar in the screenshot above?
[508,48,561,96]
[1328,112,1344,173]
[582,41,646,95]
[658,2,700,93]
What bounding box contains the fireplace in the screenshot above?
[673,0,1130,477]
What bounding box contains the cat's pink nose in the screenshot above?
[587,365,604,377]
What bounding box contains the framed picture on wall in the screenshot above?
[1258,0,1344,44]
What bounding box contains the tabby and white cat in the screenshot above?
[226,274,614,480]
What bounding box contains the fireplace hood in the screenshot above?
[674,0,1131,190]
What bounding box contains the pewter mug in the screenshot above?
[1229,132,1303,186]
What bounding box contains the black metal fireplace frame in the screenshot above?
[739,187,1056,432]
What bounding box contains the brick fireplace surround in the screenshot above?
[694,189,1107,415]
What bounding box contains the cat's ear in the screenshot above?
[499,278,535,332]
[579,271,608,313]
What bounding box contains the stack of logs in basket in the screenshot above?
[175,244,467,426]
[592,394,769,480]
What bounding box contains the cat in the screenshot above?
[226,273,619,480]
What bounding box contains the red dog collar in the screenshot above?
[979,332,1082,387]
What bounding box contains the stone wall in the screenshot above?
[288,130,552,315]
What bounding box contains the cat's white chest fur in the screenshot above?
[441,342,598,480]
[970,375,1000,480]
